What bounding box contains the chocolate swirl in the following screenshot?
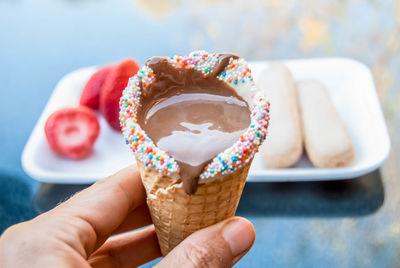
[137,54,250,194]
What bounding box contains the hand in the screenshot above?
[0,165,256,267]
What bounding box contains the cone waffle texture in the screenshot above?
[137,159,252,256]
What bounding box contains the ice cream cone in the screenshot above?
[120,51,270,256]
[137,159,252,256]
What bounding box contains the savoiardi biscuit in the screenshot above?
[297,79,354,168]
[257,63,303,168]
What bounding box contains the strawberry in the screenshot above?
[45,106,100,159]
[100,59,140,131]
[80,65,114,110]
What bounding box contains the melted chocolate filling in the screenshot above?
[137,54,250,194]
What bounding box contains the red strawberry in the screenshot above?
[100,59,140,131]
[80,65,114,110]
[45,106,100,159]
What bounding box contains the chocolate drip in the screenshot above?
[137,57,250,194]
[138,78,143,91]
[178,162,206,194]
[209,53,239,77]
[146,56,168,72]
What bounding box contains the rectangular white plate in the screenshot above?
[22,58,390,184]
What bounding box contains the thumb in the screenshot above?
[155,217,256,268]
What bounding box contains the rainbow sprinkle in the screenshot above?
[119,51,270,180]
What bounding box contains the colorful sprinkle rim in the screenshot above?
[119,51,270,180]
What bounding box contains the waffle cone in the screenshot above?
[137,159,252,256]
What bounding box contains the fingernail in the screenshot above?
[222,218,255,257]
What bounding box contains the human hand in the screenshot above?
[0,165,256,267]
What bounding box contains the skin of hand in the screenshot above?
[0,165,256,267]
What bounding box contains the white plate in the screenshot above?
[22,58,391,184]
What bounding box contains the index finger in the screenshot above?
[53,165,146,246]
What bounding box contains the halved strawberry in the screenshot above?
[100,59,140,131]
[45,106,100,159]
[80,65,114,110]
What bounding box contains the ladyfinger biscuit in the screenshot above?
[257,63,303,168]
[297,80,354,168]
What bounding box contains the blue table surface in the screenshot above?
[1,1,400,267]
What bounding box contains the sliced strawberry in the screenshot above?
[100,59,140,131]
[80,65,114,110]
[45,106,100,159]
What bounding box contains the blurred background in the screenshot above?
[1,0,399,267]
